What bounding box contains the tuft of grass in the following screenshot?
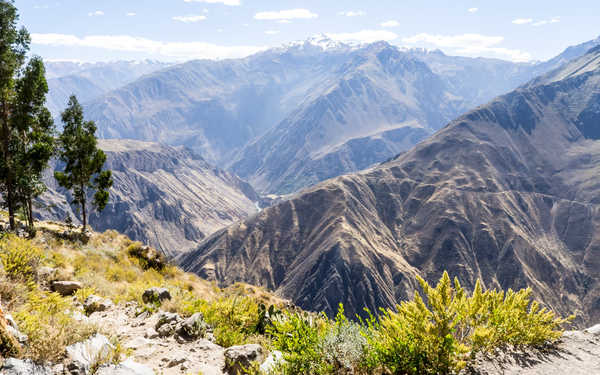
[14,289,97,362]
[0,234,44,282]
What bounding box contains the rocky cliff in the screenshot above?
[38,139,258,256]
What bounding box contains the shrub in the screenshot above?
[15,289,97,361]
[126,242,166,271]
[185,295,264,347]
[0,235,44,281]
[362,272,572,374]
[319,305,367,373]
[0,309,21,358]
[268,311,330,374]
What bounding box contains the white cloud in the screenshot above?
[31,33,267,60]
[183,0,240,5]
[88,10,104,17]
[338,11,365,17]
[172,15,207,23]
[126,12,136,17]
[533,17,561,26]
[380,20,400,28]
[277,19,292,24]
[512,18,533,24]
[402,33,532,62]
[326,30,398,44]
[468,8,478,13]
[265,30,279,35]
[254,9,318,20]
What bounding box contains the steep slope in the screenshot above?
[45,60,171,116]
[179,48,600,325]
[38,139,258,256]
[231,43,459,194]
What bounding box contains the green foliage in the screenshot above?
[14,289,97,362]
[185,295,266,347]
[0,234,43,281]
[268,311,330,374]
[0,1,55,231]
[362,272,572,374]
[54,95,113,230]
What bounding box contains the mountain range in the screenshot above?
[177,45,600,326]
[75,35,600,196]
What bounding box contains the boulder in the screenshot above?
[65,334,114,374]
[223,344,264,375]
[51,281,82,296]
[175,312,209,341]
[0,358,53,375]
[141,287,171,304]
[586,324,600,335]
[83,295,113,315]
[94,359,154,375]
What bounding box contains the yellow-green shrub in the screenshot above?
[15,289,97,362]
[184,295,264,347]
[0,235,44,281]
[362,272,571,374]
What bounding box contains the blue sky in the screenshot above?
[16,0,600,63]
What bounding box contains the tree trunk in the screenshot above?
[27,197,34,230]
[81,184,87,232]
[0,96,15,231]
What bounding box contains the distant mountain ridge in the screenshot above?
[178,46,600,326]
[45,60,171,117]
[79,35,600,194]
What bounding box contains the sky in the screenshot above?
[16,0,600,63]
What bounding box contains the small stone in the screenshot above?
[224,344,264,375]
[51,281,82,296]
[144,328,159,339]
[167,357,186,368]
[142,287,171,304]
[83,295,113,315]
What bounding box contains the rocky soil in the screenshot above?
[0,294,278,375]
[468,325,600,375]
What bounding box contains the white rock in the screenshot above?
[65,334,114,374]
[0,358,53,375]
[586,324,600,335]
[95,359,154,375]
[260,350,284,374]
